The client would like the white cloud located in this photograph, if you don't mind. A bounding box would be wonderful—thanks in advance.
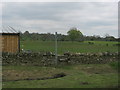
[1,0,119,2]
[2,2,118,37]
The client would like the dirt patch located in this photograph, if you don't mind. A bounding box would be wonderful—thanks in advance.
[80,82,89,85]
[53,73,66,78]
[2,72,67,82]
[2,67,68,81]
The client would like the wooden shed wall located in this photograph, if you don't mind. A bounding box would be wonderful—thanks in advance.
[0,36,2,52]
[0,34,20,53]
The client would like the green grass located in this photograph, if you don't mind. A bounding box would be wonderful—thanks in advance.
[2,64,119,88]
[109,61,120,70]
[20,41,119,54]
[6,40,118,88]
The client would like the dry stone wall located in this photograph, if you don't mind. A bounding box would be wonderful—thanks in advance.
[2,52,119,66]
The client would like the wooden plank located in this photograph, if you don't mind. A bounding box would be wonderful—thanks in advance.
[0,36,2,52]
[1,35,19,53]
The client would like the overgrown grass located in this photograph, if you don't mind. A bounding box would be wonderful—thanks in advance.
[20,41,119,54]
[109,61,120,70]
[2,64,119,88]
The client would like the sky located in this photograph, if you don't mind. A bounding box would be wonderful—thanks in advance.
[0,1,119,37]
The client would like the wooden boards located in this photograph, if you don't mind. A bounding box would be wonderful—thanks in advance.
[0,34,19,53]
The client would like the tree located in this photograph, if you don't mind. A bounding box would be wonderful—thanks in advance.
[104,33,116,41]
[24,31,30,35]
[67,27,83,41]
[104,33,110,38]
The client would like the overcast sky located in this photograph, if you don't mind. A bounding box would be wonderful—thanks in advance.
[1,2,118,37]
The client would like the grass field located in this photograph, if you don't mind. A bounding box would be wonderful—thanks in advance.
[21,41,119,54]
[2,41,119,88]
[2,63,119,88]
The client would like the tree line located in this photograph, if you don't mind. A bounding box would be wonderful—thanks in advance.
[20,27,119,42]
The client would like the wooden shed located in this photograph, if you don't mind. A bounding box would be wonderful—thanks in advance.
[0,26,20,53]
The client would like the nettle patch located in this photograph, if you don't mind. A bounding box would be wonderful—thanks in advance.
[2,52,119,66]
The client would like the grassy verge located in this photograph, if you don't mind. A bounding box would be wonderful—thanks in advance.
[2,64,119,88]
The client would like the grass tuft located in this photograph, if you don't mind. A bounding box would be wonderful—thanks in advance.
[109,61,120,70]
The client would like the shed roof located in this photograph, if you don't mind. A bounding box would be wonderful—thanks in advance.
[0,26,19,33]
